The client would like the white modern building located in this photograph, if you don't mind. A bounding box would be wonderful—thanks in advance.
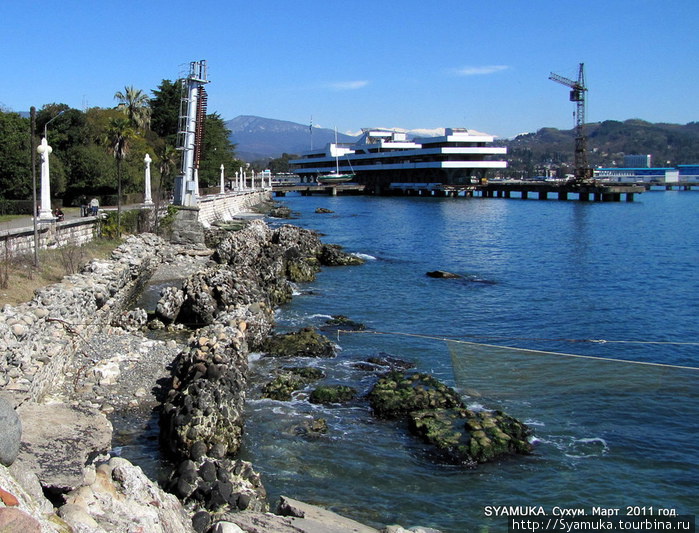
[290,128,507,193]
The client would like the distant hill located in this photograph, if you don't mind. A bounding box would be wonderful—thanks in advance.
[504,119,699,173]
[225,115,357,162]
[226,115,699,169]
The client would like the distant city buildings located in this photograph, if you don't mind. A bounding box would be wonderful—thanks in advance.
[595,164,699,185]
[623,154,651,168]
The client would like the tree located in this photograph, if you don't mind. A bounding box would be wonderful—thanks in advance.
[105,117,134,237]
[198,113,244,187]
[0,110,31,199]
[157,144,179,198]
[268,153,299,174]
[151,79,182,141]
[114,86,151,131]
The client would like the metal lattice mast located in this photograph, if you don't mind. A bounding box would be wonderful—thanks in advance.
[549,63,590,180]
[174,60,210,206]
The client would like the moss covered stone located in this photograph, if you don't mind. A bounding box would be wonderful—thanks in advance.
[309,385,357,405]
[261,367,325,401]
[409,408,532,465]
[261,327,336,358]
[368,371,532,466]
[322,315,366,331]
[368,371,463,419]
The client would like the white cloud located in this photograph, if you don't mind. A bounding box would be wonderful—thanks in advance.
[327,80,369,90]
[452,65,509,76]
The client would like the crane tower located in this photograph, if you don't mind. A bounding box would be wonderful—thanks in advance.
[549,63,592,181]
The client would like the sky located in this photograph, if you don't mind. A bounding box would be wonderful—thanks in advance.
[2,0,698,139]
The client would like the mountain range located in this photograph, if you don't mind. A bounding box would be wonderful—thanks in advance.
[225,116,357,162]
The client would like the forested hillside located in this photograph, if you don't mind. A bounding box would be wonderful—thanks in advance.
[503,119,699,177]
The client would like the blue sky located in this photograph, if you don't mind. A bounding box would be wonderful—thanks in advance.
[2,0,697,138]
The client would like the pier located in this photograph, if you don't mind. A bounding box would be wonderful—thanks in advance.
[386,180,645,202]
[273,183,366,197]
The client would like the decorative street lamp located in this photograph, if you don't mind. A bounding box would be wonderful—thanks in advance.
[36,137,53,220]
[143,153,153,205]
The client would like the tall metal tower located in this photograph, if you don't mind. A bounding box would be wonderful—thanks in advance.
[549,63,591,181]
[174,60,210,206]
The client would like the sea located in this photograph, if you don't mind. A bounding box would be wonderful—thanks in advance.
[238,190,699,532]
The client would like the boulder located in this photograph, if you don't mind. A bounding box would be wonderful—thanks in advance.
[0,395,21,467]
[216,495,381,533]
[426,270,462,279]
[0,508,41,533]
[269,205,294,219]
[164,456,268,517]
[321,315,366,332]
[59,456,193,533]
[262,367,324,402]
[155,286,185,323]
[318,244,365,266]
[410,408,532,465]
[17,403,112,493]
[368,371,532,465]
[309,385,357,405]
[368,371,463,419]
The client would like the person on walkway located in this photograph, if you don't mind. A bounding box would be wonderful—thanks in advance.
[90,198,99,216]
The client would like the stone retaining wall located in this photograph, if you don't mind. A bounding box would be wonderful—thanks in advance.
[197,190,270,226]
[0,233,167,404]
[0,217,97,256]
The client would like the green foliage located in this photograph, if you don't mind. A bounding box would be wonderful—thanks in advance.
[0,111,31,199]
[0,79,243,208]
[267,153,299,174]
[99,208,151,239]
[197,112,245,188]
[114,86,151,131]
[150,79,182,141]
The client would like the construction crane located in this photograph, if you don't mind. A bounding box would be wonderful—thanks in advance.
[549,63,592,181]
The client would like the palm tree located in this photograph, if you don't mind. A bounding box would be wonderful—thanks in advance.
[114,85,151,131]
[158,144,180,193]
[106,117,134,237]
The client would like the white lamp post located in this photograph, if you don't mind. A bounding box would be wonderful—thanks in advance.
[143,153,153,205]
[220,164,225,194]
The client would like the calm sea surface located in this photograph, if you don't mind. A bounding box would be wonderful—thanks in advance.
[239,191,699,532]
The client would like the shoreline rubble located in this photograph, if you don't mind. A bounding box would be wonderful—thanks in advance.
[1,214,439,532]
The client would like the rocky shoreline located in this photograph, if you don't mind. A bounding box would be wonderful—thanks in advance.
[1,211,530,532]
[0,215,440,533]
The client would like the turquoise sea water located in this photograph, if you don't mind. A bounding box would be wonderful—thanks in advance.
[240,191,699,532]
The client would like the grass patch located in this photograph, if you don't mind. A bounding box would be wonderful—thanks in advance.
[0,238,122,307]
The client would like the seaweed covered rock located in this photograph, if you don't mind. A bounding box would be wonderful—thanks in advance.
[261,367,325,401]
[410,408,532,465]
[352,354,416,372]
[261,327,336,358]
[368,371,532,465]
[368,371,463,418]
[321,315,366,332]
[309,385,357,405]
